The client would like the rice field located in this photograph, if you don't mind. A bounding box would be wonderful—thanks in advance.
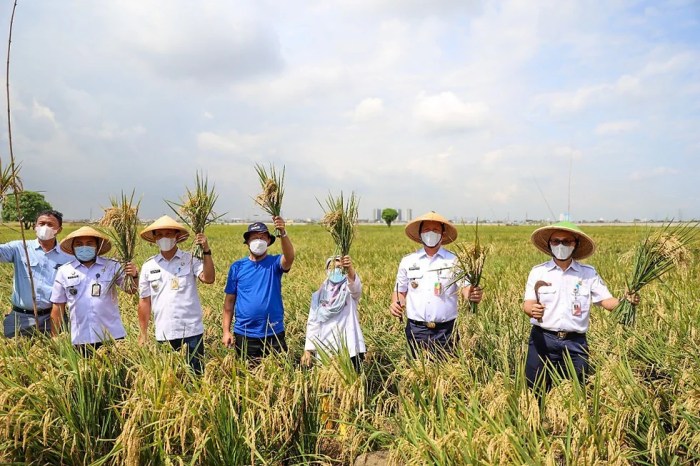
[0,223,698,465]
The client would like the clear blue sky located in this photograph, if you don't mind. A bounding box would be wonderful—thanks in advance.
[1,0,698,222]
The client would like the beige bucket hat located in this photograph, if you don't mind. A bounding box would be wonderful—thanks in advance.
[60,226,112,255]
[140,215,190,243]
[530,221,596,260]
[404,211,458,245]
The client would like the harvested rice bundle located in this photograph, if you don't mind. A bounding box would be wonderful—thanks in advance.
[449,221,488,313]
[615,221,698,326]
[319,191,359,259]
[99,190,140,290]
[254,163,285,236]
[166,172,223,259]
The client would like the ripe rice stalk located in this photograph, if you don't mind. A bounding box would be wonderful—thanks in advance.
[166,171,224,259]
[449,220,489,313]
[318,191,358,259]
[614,221,698,326]
[253,163,285,235]
[98,190,140,291]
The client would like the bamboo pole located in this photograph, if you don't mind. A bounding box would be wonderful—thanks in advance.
[5,1,39,331]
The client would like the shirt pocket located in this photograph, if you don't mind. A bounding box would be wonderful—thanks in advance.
[20,257,40,278]
[406,269,423,290]
[537,286,557,307]
[175,264,192,290]
[573,286,591,317]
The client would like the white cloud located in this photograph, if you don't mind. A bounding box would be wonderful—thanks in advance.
[352,98,384,122]
[413,92,490,133]
[31,100,56,125]
[595,120,639,135]
[629,166,679,181]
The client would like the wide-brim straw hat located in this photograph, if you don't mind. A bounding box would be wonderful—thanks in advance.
[60,226,112,255]
[404,211,458,245]
[530,221,596,260]
[140,215,190,243]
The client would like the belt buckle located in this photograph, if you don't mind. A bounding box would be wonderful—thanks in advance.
[426,321,436,329]
[556,331,567,339]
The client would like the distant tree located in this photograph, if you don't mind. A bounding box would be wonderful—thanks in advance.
[2,191,52,229]
[381,208,398,227]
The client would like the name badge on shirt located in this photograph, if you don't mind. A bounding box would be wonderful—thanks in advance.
[170,278,179,290]
[91,283,101,297]
[148,269,162,281]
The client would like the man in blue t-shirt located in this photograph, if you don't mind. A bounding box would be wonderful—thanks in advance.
[222,216,295,359]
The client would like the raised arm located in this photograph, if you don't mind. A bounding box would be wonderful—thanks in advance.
[195,233,216,284]
[274,216,295,271]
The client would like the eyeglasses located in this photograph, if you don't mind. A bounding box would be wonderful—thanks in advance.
[549,238,576,247]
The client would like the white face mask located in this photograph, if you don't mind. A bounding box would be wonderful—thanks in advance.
[156,237,177,252]
[551,244,575,261]
[35,225,57,241]
[420,231,442,248]
[249,238,268,256]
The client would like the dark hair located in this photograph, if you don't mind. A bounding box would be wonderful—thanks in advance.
[35,209,63,227]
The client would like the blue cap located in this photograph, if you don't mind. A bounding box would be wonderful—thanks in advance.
[243,222,275,245]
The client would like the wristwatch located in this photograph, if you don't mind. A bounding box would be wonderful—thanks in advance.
[202,250,212,256]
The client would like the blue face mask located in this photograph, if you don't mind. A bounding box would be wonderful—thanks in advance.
[327,267,346,284]
[75,245,96,262]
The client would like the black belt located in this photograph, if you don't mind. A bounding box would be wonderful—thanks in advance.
[12,305,52,317]
[408,318,454,330]
[534,325,585,340]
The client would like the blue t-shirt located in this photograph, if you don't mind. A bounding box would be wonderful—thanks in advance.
[224,254,286,338]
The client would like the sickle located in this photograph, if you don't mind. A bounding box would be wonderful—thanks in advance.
[534,280,550,323]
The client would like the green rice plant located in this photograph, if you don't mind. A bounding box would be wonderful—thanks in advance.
[318,191,359,259]
[253,162,285,235]
[614,221,698,325]
[166,171,224,259]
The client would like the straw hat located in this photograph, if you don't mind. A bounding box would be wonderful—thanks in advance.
[140,215,190,243]
[404,211,458,245]
[530,221,596,260]
[60,226,112,255]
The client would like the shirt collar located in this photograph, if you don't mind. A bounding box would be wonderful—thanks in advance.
[417,246,447,259]
[74,255,107,270]
[545,258,580,272]
[32,238,60,252]
[156,248,183,263]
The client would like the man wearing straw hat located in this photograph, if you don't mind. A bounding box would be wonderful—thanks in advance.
[523,221,639,392]
[137,215,215,375]
[389,211,483,357]
[50,226,138,354]
[1,209,72,338]
[222,216,295,359]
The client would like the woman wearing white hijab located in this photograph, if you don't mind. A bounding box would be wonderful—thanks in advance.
[302,255,366,371]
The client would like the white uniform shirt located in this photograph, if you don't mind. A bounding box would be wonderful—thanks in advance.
[304,274,366,358]
[395,247,466,323]
[524,259,613,334]
[139,249,205,341]
[51,256,127,345]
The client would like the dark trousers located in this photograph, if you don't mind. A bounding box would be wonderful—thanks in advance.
[163,333,205,375]
[525,326,589,393]
[405,319,458,359]
[234,331,287,360]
